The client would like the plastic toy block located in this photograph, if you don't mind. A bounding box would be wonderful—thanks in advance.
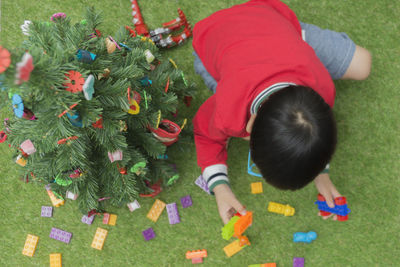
[103,213,110,224]
[249,264,276,267]
[221,215,240,240]
[267,201,295,216]
[41,206,53,217]
[234,211,253,237]
[66,191,78,200]
[45,185,65,207]
[195,175,211,194]
[91,227,108,250]
[180,195,192,208]
[238,235,250,247]
[185,249,208,259]
[251,182,263,194]
[22,234,39,257]
[127,200,141,212]
[142,227,155,241]
[315,194,350,221]
[146,199,166,222]
[108,214,117,226]
[49,253,62,267]
[293,231,317,243]
[166,202,181,224]
[293,257,305,267]
[49,227,72,244]
[81,215,95,225]
[223,239,248,257]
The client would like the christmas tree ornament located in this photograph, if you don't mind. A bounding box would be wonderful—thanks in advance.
[20,20,32,36]
[108,150,123,162]
[50,13,66,22]
[118,165,127,175]
[83,74,95,100]
[139,76,152,86]
[11,94,24,118]
[167,174,179,186]
[20,139,36,155]
[69,169,82,178]
[58,103,78,118]
[67,111,83,127]
[119,42,132,51]
[119,120,127,132]
[22,107,36,120]
[149,119,181,146]
[55,174,72,186]
[0,46,11,73]
[184,95,192,107]
[144,49,155,63]
[98,68,110,80]
[130,161,146,175]
[164,77,170,93]
[57,136,78,145]
[125,25,137,37]
[64,70,84,93]
[105,37,116,54]
[15,52,34,84]
[108,36,121,50]
[80,19,87,25]
[92,116,103,129]
[0,131,7,143]
[76,49,97,64]
[15,154,27,166]
[127,99,140,115]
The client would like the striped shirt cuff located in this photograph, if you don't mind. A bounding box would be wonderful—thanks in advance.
[321,163,330,174]
[203,164,230,195]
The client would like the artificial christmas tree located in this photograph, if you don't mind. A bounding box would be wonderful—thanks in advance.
[0,8,195,213]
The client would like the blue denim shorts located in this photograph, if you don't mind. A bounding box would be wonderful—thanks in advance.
[193,22,356,92]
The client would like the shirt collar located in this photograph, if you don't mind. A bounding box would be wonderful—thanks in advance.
[250,82,296,114]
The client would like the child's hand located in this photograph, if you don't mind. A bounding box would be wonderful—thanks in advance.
[314,173,341,220]
[213,184,247,224]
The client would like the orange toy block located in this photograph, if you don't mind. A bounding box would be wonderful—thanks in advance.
[223,239,248,257]
[49,253,62,267]
[234,211,253,237]
[185,249,208,259]
[108,214,117,226]
[146,199,166,222]
[251,182,263,194]
[22,234,39,257]
[263,264,276,267]
[91,227,108,250]
[238,235,251,247]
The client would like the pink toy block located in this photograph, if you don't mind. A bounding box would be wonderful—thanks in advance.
[41,206,53,217]
[103,213,110,224]
[166,202,181,224]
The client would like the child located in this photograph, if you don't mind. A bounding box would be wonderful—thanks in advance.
[192,0,371,224]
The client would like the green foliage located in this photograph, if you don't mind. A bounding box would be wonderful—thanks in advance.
[1,7,195,213]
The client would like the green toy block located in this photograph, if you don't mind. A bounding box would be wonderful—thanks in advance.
[221,215,240,240]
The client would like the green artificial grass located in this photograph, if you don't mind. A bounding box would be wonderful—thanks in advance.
[1,0,399,266]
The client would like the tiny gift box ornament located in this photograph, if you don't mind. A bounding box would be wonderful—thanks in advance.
[83,74,95,100]
[15,52,34,84]
[108,150,123,162]
[148,119,181,146]
[20,139,36,155]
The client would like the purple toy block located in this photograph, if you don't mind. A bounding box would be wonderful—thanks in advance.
[195,175,211,194]
[142,227,155,241]
[180,195,192,208]
[293,257,305,267]
[81,215,95,225]
[49,227,72,244]
[166,202,181,224]
[41,206,53,217]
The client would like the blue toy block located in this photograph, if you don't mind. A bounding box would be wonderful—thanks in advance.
[293,231,317,243]
[314,200,350,216]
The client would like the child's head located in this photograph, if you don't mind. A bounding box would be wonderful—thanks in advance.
[250,85,336,190]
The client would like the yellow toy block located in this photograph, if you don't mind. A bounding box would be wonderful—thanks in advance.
[146,199,166,222]
[223,238,248,257]
[46,189,65,207]
[251,182,263,194]
[49,253,62,267]
[267,201,295,216]
[22,234,39,257]
[108,214,117,226]
[91,227,108,250]
[16,155,27,166]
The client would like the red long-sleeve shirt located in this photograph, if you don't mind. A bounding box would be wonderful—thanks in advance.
[192,0,335,191]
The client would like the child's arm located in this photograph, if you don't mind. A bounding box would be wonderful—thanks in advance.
[214,184,247,224]
[314,173,342,218]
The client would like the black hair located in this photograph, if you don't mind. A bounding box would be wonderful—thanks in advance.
[250,85,336,190]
